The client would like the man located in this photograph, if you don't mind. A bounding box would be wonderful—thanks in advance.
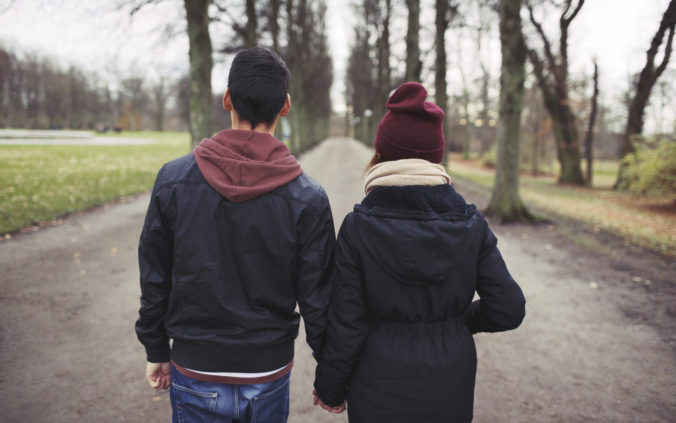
[135,47,336,423]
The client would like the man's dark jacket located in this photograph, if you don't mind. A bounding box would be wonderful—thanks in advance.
[135,130,335,372]
[314,185,525,423]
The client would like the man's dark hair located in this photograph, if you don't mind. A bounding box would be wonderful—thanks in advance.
[227,47,290,128]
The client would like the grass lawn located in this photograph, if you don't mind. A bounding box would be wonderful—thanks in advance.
[448,154,676,256]
[0,131,190,235]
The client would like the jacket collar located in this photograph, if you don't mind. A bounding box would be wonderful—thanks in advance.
[358,184,475,220]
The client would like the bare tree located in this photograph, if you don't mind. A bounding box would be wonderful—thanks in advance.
[615,0,675,187]
[486,0,532,222]
[405,0,421,81]
[584,60,599,185]
[526,0,586,185]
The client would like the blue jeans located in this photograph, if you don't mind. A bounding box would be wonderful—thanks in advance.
[170,365,290,423]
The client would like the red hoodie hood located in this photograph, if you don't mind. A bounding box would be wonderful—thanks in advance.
[194,129,302,203]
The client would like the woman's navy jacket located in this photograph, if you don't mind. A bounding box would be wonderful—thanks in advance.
[314,184,525,422]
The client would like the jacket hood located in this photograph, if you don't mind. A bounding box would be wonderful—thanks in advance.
[194,129,302,202]
[355,185,479,286]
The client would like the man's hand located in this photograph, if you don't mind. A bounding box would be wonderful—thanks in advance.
[313,390,346,414]
[146,362,171,390]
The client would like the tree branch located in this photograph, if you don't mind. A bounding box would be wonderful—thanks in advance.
[655,24,675,77]
[527,2,557,71]
[562,0,585,25]
[127,0,164,16]
[527,47,557,113]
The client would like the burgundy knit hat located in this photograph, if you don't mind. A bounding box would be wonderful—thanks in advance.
[374,82,445,163]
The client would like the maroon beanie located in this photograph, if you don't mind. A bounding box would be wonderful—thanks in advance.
[374,82,445,163]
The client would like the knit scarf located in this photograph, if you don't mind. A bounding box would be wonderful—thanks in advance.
[364,158,452,194]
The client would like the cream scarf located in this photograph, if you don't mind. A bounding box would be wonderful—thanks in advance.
[364,158,452,194]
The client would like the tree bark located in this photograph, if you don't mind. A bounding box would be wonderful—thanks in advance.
[184,0,213,148]
[377,0,392,107]
[615,0,675,187]
[405,0,421,81]
[486,0,532,223]
[152,78,167,131]
[270,0,281,52]
[244,0,257,48]
[435,0,449,142]
[585,60,599,185]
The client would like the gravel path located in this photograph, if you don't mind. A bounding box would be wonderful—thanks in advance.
[0,138,674,422]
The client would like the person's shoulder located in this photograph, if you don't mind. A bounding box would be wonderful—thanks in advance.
[155,153,196,186]
[286,172,330,209]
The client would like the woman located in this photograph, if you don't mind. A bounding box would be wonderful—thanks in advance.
[313,82,526,422]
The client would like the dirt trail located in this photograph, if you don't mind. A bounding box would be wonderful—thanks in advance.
[0,138,674,422]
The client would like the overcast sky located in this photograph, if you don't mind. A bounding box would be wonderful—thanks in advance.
[0,0,673,131]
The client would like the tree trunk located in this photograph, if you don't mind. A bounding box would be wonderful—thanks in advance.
[383,0,392,94]
[435,0,449,143]
[616,0,675,187]
[585,61,599,185]
[405,0,421,81]
[462,97,471,160]
[486,0,532,223]
[244,0,257,48]
[376,0,392,116]
[184,0,213,148]
[532,120,540,176]
[270,0,281,52]
[479,64,491,154]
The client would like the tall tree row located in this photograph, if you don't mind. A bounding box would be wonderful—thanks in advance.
[282,0,333,153]
[346,0,394,145]
[212,0,333,151]
[0,46,174,131]
[130,0,333,152]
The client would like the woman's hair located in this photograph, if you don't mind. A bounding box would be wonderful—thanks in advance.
[366,151,384,172]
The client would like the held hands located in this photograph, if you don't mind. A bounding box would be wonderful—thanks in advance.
[313,390,346,414]
[146,362,171,390]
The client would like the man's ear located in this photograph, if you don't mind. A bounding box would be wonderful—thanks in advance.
[223,90,233,111]
[279,94,291,117]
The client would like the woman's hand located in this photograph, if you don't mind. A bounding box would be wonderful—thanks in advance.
[313,390,346,413]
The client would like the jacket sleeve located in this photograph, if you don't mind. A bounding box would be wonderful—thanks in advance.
[295,192,336,358]
[314,217,368,407]
[465,218,526,334]
[135,168,173,363]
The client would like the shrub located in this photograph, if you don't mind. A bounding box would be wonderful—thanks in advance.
[480,146,497,168]
[619,139,676,196]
